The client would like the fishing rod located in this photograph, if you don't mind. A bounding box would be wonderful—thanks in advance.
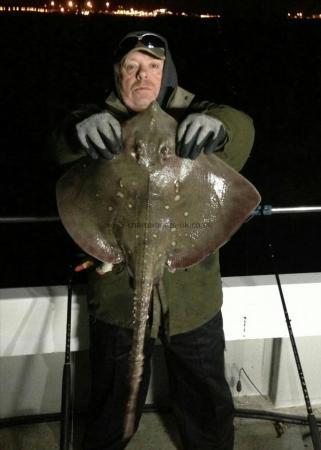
[259,205,321,450]
[60,268,73,450]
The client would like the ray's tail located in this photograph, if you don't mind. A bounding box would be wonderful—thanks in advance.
[123,274,153,439]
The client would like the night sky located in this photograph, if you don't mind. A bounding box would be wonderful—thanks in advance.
[0,10,321,285]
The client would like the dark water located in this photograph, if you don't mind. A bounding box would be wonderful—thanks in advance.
[0,13,320,286]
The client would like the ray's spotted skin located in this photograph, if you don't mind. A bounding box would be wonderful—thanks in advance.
[56,102,261,439]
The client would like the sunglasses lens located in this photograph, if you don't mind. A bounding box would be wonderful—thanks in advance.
[114,34,165,61]
[141,35,166,49]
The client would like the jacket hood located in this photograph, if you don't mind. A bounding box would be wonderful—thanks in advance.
[113,30,178,109]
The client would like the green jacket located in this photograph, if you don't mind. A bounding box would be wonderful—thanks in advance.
[52,86,255,337]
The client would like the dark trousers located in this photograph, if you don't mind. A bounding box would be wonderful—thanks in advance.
[83,312,234,450]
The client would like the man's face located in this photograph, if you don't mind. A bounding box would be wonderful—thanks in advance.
[118,51,164,112]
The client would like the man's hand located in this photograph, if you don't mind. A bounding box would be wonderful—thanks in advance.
[176,113,227,160]
[76,112,122,160]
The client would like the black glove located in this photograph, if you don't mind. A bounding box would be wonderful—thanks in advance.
[76,112,122,160]
[176,113,227,160]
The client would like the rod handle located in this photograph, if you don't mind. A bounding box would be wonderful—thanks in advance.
[60,363,72,450]
[308,414,321,450]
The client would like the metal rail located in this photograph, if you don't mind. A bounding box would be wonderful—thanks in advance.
[0,205,321,224]
[1,204,320,447]
[0,216,59,223]
[253,205,321,215]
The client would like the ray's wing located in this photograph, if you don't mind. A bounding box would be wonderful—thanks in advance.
[56,155,148,264]
[165,153,261,270]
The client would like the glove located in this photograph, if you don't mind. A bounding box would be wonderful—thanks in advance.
[76,112,122,160]
[176,113,227,160]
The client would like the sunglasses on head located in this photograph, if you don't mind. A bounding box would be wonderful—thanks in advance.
[114,33,166,62]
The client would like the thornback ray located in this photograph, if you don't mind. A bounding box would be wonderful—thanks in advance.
[56,102,261,438]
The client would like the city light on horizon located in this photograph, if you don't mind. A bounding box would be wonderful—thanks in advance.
[0,1,222,17]
[0,1,321,19]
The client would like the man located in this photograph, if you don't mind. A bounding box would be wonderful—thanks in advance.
[53,31,255,450]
